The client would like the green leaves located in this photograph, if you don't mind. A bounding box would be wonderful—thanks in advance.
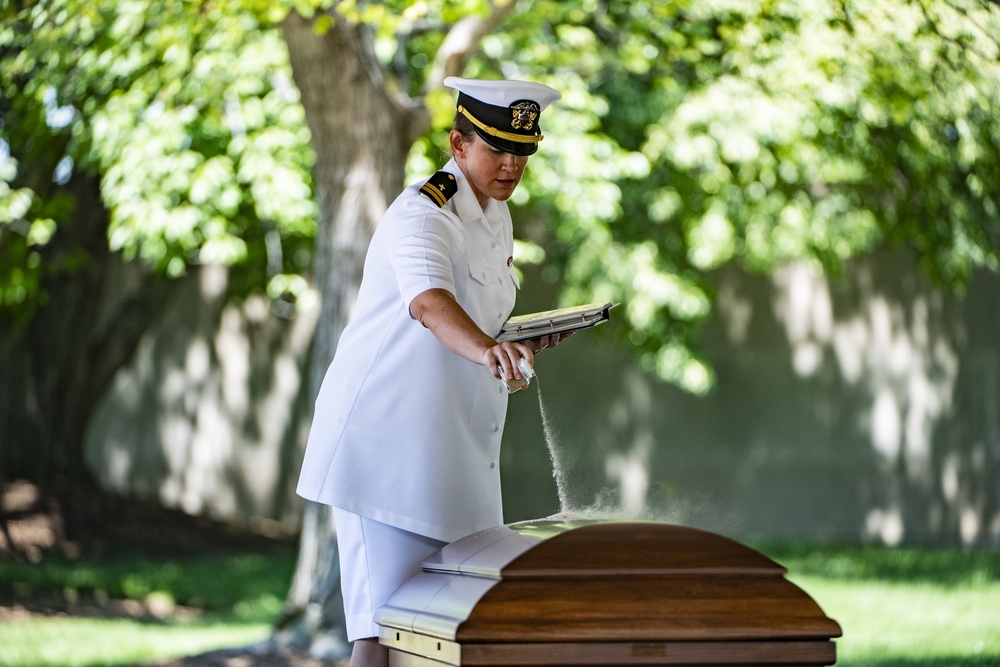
[484,0,1000,390]
[1,0,316,316]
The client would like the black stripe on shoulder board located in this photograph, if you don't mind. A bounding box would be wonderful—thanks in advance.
[419,171,458,207]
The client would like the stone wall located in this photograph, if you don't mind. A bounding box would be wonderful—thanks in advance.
[86,250,1000,545]
[85,265,315,526]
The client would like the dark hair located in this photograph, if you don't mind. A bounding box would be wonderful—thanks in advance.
[453,111,476,142]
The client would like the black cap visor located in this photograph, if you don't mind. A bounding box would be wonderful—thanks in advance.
[474,129,539,156]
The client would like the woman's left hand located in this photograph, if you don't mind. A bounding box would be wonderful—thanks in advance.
[524,331,575,353]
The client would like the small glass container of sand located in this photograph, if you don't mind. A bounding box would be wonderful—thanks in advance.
[499,357,535,394]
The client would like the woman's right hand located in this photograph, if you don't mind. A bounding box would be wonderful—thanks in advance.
[484,341,534,381]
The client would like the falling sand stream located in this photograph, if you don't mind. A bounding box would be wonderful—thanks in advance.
[527,374,719,530]
[533,376,571,513]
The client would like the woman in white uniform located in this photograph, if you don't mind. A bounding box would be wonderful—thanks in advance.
[297,77,565,667]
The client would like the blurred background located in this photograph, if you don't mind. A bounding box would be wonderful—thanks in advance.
[2,0,999,666]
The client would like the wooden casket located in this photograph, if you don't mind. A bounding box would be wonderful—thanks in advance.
[375,520,841,666]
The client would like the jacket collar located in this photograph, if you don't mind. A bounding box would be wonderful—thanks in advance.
[443,158,502,226]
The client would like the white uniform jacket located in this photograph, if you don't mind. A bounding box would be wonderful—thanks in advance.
[296,159,520,543]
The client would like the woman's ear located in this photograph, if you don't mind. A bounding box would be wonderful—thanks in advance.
[449,130,466,158]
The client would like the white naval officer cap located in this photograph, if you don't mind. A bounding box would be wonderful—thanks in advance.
[444,76,561,156]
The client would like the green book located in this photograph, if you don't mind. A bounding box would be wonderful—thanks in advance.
[496,301,617,344]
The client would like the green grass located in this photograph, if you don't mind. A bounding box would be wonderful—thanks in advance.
[0,617,270,667]
[1,540,998,667]
[0,545,297,667]
[757,543,1000,667]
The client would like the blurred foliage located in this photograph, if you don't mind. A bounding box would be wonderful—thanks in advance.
[486,0,1000,392]
[2,0,999,394]
[0,0,316,331]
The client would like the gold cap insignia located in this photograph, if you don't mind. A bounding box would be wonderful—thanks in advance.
[510,102,539,131]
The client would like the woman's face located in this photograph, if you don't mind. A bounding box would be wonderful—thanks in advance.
[450,131,529,208]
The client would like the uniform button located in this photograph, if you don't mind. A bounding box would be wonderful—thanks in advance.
[490,241,497,249]
[492,423,500,433]
[490,461,496,469]
[498,385,504,394]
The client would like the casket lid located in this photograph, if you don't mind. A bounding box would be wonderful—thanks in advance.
[377,520,841,647]
[421,519,784,579]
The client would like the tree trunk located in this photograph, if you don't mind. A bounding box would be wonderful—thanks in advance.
[275,1,520,655]
[275,8,418,657]
[0,169,177,540]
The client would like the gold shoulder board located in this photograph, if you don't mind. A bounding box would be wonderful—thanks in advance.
[419,171,458,207]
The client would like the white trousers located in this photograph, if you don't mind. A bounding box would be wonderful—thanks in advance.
[334,508,448,641]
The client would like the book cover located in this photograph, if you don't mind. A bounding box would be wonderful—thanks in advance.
[496,301,617,344]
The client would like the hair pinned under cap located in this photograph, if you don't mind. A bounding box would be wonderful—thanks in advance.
[444,77,561,156]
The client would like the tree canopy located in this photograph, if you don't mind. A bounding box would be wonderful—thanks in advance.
[1,0,316,330]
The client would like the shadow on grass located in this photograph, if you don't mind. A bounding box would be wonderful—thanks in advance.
[0,547,297,624]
